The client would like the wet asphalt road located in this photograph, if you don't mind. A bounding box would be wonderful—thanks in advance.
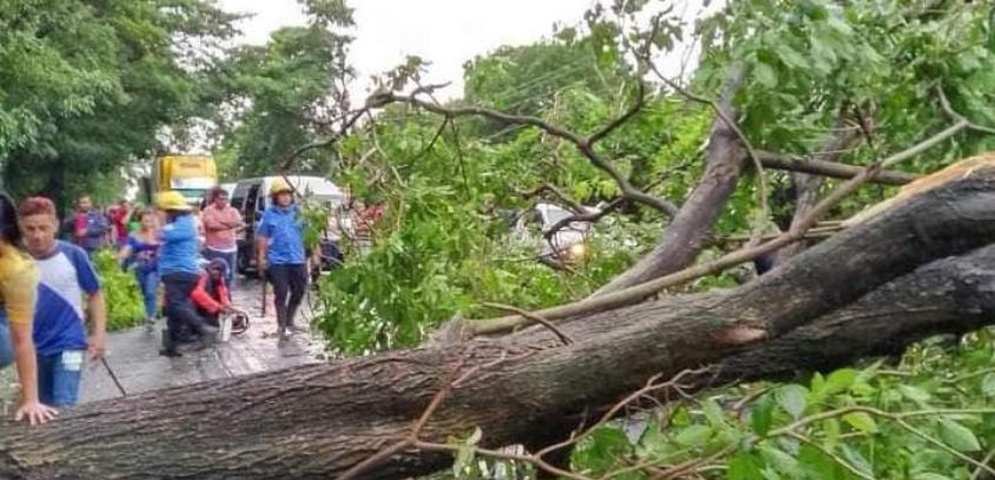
[79,276,327,404]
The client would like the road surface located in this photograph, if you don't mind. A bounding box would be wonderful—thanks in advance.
[79,277,327,403]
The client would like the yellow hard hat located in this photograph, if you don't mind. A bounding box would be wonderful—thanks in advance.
[156,191,192,211]
[270,178,293,195]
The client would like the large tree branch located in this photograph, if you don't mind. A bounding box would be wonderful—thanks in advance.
[591,64,749,296]
[4,175,995,480]
[372,89,681,217]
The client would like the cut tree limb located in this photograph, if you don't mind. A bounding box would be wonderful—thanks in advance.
[3,172,995,480]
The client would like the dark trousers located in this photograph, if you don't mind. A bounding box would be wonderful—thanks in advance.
[267,264,308,329]
[162,272,210,343]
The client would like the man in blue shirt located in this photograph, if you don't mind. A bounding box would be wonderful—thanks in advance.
[17,196,107,407]
[256,179,309,339]
[156,191,216,357]
[71,195,110,256]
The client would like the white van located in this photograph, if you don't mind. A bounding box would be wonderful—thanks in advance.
[230,175,348,275]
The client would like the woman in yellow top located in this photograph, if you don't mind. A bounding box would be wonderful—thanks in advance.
[0,192,57,425]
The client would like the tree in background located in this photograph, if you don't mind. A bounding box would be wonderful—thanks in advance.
[0,0,241,209]
[213,0,354,180]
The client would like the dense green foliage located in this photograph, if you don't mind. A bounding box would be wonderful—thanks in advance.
[91,249,146,331]
[566,336,995,480]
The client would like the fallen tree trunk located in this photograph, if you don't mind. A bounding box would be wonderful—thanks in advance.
[1,174,995,480]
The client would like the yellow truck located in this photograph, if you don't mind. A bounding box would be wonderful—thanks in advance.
[145,154,219,207]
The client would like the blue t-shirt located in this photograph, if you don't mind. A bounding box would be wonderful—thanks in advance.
[256,205,306,265]
[125,234,159,273]
[31,242,101,356]
[78,211,110,252]
[158,214,201,275]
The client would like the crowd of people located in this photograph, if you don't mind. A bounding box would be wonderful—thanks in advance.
[0,177,316,426]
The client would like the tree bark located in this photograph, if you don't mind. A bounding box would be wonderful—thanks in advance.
[1,172,994,479]
[595,66,747,295]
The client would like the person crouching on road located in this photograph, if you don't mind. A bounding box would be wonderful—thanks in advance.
[0,192,58,425]
[191,258,237,328]
[256,179,309,340]
[156,191,216,357]
[17,196,107,408]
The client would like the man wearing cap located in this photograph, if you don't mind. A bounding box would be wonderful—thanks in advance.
[255,179,309,339]
[156,191,216,356]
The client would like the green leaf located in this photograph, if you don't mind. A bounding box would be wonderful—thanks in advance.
[898,385,932,403]
[761,445,800,475]
[843,412,878,434]
[776,385,807,419]
[824,368,858,395]
[453,443,475,475]
[751,394,775,436]
[727,452,764,480]
[753,62,778,89]
[674,425,712,447]
[841,444,873,476]
[913,473,954,480]
[466,426,482,445]
[702,398,728,428]
[982,373,995,397]
[774,43,809,70]
[939,419,981,452]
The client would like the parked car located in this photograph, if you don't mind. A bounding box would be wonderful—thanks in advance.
[230,175,348,277]
[510,202,600,265]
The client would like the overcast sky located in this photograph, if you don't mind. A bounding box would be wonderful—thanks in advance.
[216,0,723,103]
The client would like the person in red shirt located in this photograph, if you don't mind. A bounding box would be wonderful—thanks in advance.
[106,199,132,249]
[189,259,242,329]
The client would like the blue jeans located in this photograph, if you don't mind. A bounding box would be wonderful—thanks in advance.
[0,316,12,370]
[37,350,86,407]
[135,268,160,321]
[203,249,236,286]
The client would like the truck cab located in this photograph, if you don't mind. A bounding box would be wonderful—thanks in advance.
[153,155,219,207]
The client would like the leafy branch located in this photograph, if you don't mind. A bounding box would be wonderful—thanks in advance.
[462,93,995,336]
